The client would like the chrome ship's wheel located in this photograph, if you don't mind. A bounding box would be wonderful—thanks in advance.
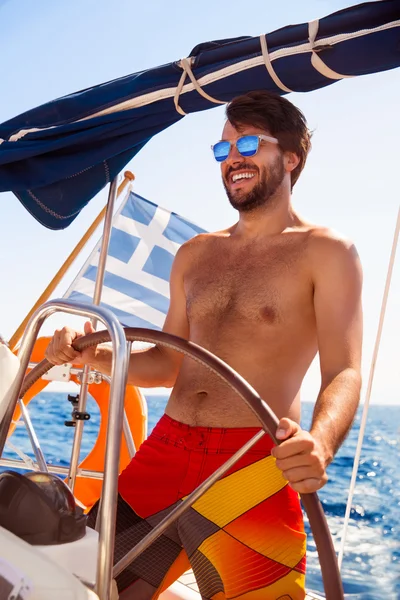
[21,328,343,600]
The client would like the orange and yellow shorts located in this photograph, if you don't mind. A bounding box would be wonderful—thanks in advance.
[88,414,306,599]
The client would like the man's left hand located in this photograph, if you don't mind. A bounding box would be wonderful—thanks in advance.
[270,418,330,494]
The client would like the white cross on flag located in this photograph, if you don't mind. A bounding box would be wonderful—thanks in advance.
[64,191,206,329]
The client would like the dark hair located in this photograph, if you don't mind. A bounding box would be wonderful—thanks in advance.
[226,91,312,189]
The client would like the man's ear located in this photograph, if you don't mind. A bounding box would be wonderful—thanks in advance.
[285,151,300,173]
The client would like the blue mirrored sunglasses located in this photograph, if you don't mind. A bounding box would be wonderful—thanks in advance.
[211,134,279,163]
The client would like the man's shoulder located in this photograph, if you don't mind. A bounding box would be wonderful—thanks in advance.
[305,225,362,279]
[173,231,227,269]
[307,225,357,256]
[179,230,230,251]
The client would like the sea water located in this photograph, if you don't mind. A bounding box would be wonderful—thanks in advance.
[2,392,399,599]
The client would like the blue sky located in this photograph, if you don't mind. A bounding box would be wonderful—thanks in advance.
[0,0,398,404]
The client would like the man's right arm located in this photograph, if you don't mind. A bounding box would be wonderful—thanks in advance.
[45,244,190,389]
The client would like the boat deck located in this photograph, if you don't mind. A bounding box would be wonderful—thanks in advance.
[178,570,325,599]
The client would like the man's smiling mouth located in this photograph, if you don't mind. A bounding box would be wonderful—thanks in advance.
[231,172,255,183]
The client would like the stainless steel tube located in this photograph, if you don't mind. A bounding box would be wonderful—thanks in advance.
[18,399,48,472]
[0,457,104,480]
[68,177,119,492]
[92,177,119,316]
[94,341,133,535]
[66,366,91,489]
[113,429,265,577]
[123,342,136,458]
[122,409,136,459]
[0,299,127,600]
[102,353,136,461]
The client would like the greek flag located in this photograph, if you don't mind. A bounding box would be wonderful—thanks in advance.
[64,191,206,329]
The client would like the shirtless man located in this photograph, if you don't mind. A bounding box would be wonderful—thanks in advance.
[46,91,363,600]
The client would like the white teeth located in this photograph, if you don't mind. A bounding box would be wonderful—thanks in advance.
[232,172,255,182]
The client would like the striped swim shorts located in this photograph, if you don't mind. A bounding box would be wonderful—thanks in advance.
[88,414,306,599]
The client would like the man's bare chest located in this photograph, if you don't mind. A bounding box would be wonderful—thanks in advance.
[184,241,312,326]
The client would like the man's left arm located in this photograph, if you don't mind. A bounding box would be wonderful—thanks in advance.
[271,235,363,493]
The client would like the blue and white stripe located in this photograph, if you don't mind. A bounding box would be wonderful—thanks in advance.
[64,191,206,329]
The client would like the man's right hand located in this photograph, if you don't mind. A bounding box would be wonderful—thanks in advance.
[45,321,96,366]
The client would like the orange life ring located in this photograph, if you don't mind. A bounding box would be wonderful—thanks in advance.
[8,336,147,509]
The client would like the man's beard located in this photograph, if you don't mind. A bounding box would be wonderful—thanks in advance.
[223,155,286,213]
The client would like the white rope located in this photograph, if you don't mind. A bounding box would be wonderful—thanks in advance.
[9,126,52,142]
[338,204,400,570]
[173,57,226,116]
[6,19,399,141]
[259,35,293,93]
[174,68,189,116]
[309,20,353,81]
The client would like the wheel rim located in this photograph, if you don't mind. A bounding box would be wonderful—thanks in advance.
[21,327,343,599]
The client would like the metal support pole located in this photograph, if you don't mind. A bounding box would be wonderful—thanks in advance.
[0,457,104,480]
[123,409,136,459]
[67,177,119,492]
[24,362,136,461]
[102,349,136,460]
[122,342,136,458]
[0,300,128,600]
[66,369,90,488]
[94,341,133,534]
[18,399,48,472]
[114,429,265,577]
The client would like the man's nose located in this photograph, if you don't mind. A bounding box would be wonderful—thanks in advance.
[224,142,242,164]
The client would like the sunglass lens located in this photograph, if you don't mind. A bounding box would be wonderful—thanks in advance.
[237,135,259,157]
[213,141,230,162]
